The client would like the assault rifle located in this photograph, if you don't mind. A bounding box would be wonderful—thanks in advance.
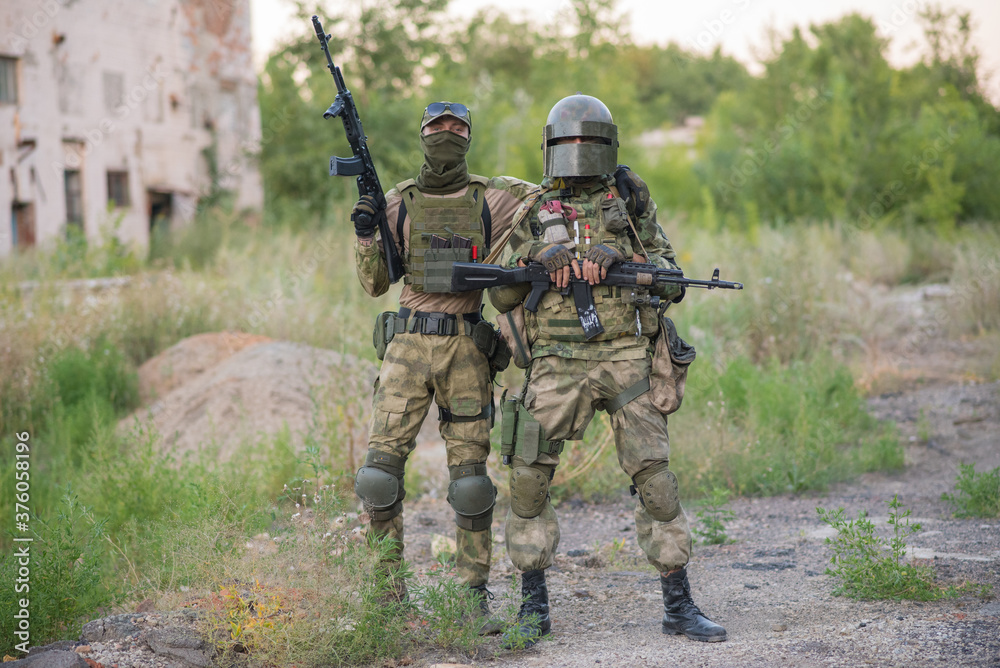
[451,261,743,340]
[312,16,405,283]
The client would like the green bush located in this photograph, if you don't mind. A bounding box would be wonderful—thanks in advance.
[412,572,484,653]
[46,337,139,440]
[542,354,901,503]
[817,495,967,600]
[942,463,1000,518]
[148,204,246,271]
[671,355,902,496]
[0,495,119,655]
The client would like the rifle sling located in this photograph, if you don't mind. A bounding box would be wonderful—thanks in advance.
[609,184,649,261]
[484,187,545,265]
[605,376,650,414]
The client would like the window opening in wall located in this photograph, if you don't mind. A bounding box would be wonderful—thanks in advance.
[65,170,83,227]
[12,203,36,248]
[148,190,173,232]
[0,57,17,104]
[107,170,130,207]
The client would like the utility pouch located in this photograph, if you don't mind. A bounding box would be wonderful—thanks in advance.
[373,311,397,361]
[471,319,498,358]
[498,389,563,466]
[497,305,532,368]
[541,221,574,248]
[500,389,519,463]
[649,316,696,415]
[600,196,630,233]
[472,319,511,379]
[423,247,473,293]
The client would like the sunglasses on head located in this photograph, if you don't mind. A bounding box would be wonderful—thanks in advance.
[425,102,470,119]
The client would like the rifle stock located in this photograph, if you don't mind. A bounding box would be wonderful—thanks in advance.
[312,16,405,284]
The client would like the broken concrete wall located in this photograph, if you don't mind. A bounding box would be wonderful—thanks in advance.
[0,0,262,257]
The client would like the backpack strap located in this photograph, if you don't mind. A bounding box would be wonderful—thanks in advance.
[396,201,407,254]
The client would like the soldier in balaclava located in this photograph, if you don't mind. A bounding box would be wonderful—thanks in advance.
[352,102,537,633]
[489,94,728,648]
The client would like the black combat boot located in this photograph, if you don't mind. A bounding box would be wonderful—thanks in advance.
[500,569,551,649]
[660,568,727,642]
[469,584,503,635]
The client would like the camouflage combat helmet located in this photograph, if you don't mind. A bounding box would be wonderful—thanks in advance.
[420,101,473,133]
[542,94,618,178]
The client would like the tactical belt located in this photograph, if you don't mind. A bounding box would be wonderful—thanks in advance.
[394,308,482,336]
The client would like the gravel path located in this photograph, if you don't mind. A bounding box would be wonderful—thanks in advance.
[401,380,1000,667]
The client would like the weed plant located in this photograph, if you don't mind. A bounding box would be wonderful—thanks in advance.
[693,487,737,545]
[411,568,485,654]
[817,495,973,600]
[942,463,1000,518]
[0,495,120,649]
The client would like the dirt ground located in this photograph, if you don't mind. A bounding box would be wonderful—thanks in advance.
[395,283,1000,667]
[112,284,999,667]
[399,379,999,667]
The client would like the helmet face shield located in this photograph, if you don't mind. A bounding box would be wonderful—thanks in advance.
[542,95,618,177]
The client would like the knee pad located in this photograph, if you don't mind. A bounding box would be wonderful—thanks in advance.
[509,466,550,519]
[355,450,406,521]
[633,464,680,522]
[447,463,497,531]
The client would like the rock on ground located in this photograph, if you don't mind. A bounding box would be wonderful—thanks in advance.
[9,611,210,668]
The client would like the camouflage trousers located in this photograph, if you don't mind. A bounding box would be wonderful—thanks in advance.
[366,331,494,587]
[505,354,692,574]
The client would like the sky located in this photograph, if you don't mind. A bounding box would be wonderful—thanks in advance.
[249,0,1000,103]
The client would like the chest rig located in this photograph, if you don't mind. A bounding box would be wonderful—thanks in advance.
[527,181,646,342]
[397,175,491,293]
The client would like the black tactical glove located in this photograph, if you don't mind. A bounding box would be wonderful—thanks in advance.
[614,164,648,218]
[530,243,575,273]
[351,195,380,238]
[584,244,624,269]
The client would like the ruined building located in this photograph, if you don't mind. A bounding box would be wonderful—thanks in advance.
[0,0,263,256]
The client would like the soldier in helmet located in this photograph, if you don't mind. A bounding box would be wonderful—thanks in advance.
[352,102,537,632]
[489,94,727,647]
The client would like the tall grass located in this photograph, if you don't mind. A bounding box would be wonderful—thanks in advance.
[2,204,999,659]
[543,353,901,502]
